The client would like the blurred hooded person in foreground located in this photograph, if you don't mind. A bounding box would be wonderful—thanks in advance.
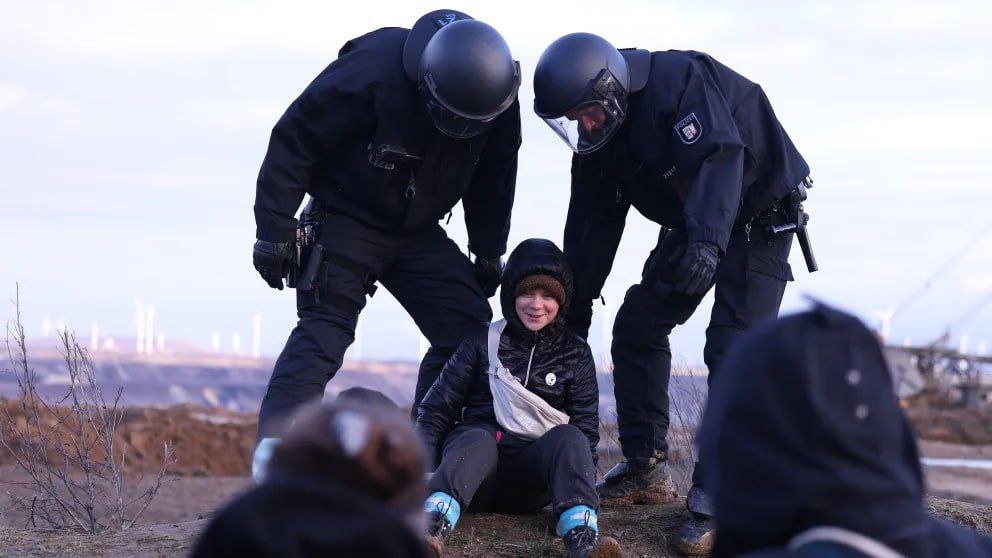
[697,304,992,558]
[194,389,431,557]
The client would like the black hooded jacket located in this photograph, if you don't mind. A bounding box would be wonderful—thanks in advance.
[697,304,992,558]
[254,27,521,258]
[193,474,429,558]
[564,50,809,311]
[416,239,600,463]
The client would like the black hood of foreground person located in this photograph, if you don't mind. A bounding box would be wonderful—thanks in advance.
[499,237,574,336]
[192,474,429,558]
[697,304,992,558]
[194,397,430,558]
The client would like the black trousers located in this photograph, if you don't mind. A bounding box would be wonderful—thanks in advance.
[611,226,793,469]
[427,424,600,518]
[256,214,491,440]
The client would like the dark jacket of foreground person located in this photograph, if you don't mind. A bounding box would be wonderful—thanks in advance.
[194,392,430,558]
[416,238,600,462]
[698,304,992,558]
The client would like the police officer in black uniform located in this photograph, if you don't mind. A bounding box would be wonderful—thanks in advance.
[251,10,522,468]
[533,33,812,555]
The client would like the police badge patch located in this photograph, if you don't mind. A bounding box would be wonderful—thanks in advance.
[675,113,702,145]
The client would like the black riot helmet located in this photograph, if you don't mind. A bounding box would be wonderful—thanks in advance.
[407,15,520,139]
[534,33,630,154]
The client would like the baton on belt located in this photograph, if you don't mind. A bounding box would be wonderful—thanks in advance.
[770,179,818,273]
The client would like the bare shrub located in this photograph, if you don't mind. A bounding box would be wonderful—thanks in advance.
[0,286,174,532]
[668,362,707,494]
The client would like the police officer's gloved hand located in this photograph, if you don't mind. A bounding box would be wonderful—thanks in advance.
[253,239,295,290]
[566,298,594,340]
[673,241,720,297]
[473,256,504,298]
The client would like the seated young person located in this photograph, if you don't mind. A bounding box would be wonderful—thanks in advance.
[416,239,614,558]
[697,304,992,558]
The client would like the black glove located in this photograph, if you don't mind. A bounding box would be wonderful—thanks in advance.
[473,256,504,298]
[566,297,594,340]
[673,241,720,297]
[253,240,295,290]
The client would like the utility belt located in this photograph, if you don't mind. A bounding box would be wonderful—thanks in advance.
[743,176,818,273]
[288,199,378,313]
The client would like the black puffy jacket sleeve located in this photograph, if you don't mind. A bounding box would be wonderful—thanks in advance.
[415,335,484,463]
[462,100,522,258]
[565,342,600,465]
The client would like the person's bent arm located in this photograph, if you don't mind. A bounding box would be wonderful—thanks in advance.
[254,74,368,242]
[565,344,601,466]
[415,336,481,465]
[563,156,630,338]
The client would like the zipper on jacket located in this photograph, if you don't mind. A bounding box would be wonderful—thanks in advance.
[523,342,536,388]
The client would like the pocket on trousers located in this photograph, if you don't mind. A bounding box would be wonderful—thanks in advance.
[748,251,794,282]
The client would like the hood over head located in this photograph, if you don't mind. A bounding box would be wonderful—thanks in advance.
[699,303,932,556]
[499,239,573,335]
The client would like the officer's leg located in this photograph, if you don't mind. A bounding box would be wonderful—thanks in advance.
[693,228,793,485]
[677,228,793,554]
[256,216,391,442]
[601,229,701,500]
[380,225,491,415]
[611,229,701,462]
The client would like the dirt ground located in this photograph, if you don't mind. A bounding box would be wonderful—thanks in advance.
[1,489,989,558]
[1,403,990,556]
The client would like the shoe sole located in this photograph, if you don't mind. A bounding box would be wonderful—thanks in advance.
[599,482,679,506]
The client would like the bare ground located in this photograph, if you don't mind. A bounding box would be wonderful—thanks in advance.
[0,491,988,558]
[1,405,989,556]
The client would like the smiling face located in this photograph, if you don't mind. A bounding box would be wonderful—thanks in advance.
[514,288,560,332]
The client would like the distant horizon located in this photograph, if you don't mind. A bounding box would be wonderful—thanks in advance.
[4,1,992,366]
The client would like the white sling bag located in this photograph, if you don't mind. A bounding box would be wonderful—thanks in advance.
[487,319,569,440]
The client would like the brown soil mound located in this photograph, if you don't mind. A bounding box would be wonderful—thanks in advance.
[1,399,256,476]
[907,406,992,445]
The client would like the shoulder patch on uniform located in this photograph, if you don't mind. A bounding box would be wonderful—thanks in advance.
[675,113,702,145]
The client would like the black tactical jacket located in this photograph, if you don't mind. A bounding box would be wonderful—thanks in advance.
[416,239,600,462]
[254,27,521,258]
[564,50,809,305]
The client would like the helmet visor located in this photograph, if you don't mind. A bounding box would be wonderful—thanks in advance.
[541,100,623,154]
[425,95,493,139]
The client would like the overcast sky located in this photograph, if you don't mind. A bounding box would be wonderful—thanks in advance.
[2,0,992,364]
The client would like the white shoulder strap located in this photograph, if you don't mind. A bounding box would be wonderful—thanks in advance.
[788,526,905,558]
[487,319,507,374]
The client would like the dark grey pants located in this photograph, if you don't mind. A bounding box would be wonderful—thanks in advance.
[427,424,600,518]
[256,214,491,440]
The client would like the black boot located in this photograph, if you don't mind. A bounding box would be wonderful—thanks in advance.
[596,452,677,503]
[562,526,623,558]
[424,511,451,557]
[562,526,598,558]
[675,486,715,556]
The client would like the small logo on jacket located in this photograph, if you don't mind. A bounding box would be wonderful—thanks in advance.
[675,113,702,145]
[545,373,557,386]
[435,13,459,27]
